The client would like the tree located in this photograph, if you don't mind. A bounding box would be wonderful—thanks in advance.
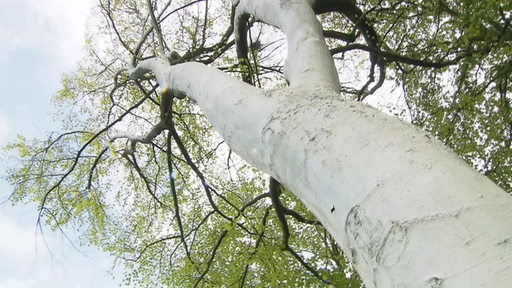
[4,0,512,287]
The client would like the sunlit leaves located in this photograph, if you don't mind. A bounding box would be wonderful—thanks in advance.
[356,0,512,193]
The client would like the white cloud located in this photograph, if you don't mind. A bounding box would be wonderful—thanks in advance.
[0,0,92,52]
[0,206,119,288]
[26,0,94,68]
[0,210,36,258]
[0,1,121,287]
[0,278,35,288]
[0,111,10,146]
[0,0,95,83]
[0,0,97,142]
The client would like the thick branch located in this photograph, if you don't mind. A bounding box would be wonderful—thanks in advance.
[166,130,192,260]
[331,43,460,68]
[323,29,356,42]
[234,0,340,91]
[268,177,325,282]
[111,121,166,151]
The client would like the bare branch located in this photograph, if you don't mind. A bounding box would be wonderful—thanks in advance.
[146,0,166,55]
[37,91,152,224]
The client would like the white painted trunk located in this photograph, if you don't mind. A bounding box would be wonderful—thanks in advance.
[130,0,512,286]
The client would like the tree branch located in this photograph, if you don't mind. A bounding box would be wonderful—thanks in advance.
[146,0,166,55]
[193,229,228,287]
[331,43,460,68]
[166,129,193,260]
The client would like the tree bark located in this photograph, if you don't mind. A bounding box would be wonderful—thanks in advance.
[130,0,512,286]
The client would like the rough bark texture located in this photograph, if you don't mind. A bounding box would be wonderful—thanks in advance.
[130,0,512,287]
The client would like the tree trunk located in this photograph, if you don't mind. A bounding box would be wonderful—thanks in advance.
[130,0,512,286]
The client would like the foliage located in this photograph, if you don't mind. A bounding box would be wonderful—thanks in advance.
[3,0,510,287]
[360,0,512,192]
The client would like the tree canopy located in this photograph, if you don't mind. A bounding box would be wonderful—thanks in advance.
[4,0,511,286]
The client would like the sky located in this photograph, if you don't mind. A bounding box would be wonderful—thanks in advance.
[0,0,121,287]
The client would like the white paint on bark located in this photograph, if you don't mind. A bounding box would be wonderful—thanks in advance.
[235,0,339,90]
[130,0,512,287]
